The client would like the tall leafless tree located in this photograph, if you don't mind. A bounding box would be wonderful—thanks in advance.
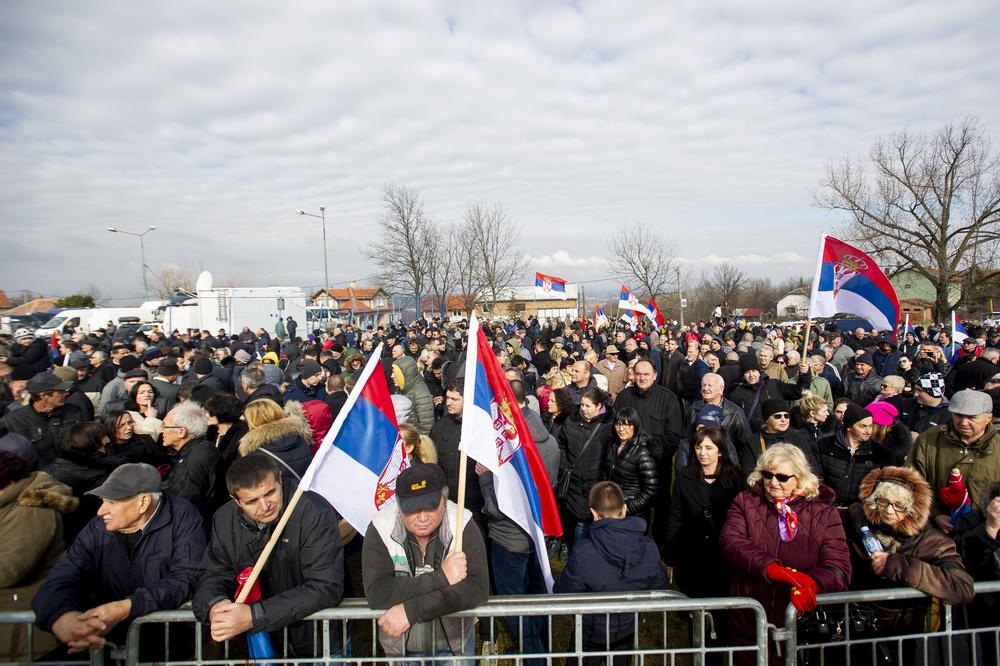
[426,222,460,319]
[607,222,679,299]
[706,261,744,307]
[464,201,528,314]
[815,115,1000,320]
[365,184,434,316]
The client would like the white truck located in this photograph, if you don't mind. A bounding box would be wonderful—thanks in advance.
[156,272,306,336]
[34,303,163,338]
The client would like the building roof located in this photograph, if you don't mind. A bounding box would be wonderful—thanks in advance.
[3,298,57,314]
[310,287,387,301]
[0,290,11,309]
[421,295,468,312]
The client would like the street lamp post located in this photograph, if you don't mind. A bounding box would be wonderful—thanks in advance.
[297,207,329,321]
[107,226,157,301]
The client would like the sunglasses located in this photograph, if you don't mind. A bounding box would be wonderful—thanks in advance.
[769,413,790,420]
[761,471,796,483]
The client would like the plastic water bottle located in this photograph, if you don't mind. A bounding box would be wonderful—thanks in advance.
[860,526,883,555]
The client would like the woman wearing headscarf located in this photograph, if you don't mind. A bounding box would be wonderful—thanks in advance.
[844,466,974,663]
[720,443,851,665]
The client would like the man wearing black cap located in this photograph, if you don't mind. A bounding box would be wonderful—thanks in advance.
[97,354,141,416]
[284,359,328,405]
[0,372,86,466]
[194,454,344,658]
[727,353,810,433]
[151,357,181,407]
[842,349,882,407]
[362,462,488,663]
[191,355,224,392]
[33,463,206,654]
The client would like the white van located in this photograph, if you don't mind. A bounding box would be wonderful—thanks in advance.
[34,307,156,338]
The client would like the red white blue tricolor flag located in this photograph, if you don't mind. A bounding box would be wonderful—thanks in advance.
[951,311,969,345]
[534,272,569,300]
[459,315,562,591]
[593,304,609,330]
[620,310,639,331]
[647,300,666,328]
[299,343,409,532]
[619,284,652,317]
[808,235,900,337]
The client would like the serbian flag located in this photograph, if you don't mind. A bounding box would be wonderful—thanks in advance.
[535,272,569,300]
[593,304,609,330]
[620,310,639,331]
[903,314,914,335]
[619,284,652,317]
[952,311,969,345]
[808,235,900,337]
[460,314,562,591]
[299,343,409,532]
[647,300,666,328]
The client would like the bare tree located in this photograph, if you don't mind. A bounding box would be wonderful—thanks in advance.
[365,184,434,315]
[148,262,206,299]
[426,222,460,319]
[607,222,679,299]
[464,202,528,313]
[816,115,1000,320]
[706,261,744,307]
[453,222,482,316]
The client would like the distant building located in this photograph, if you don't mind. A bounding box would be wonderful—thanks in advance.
[481,285,579,320]
[776,287,810,319]
[309,287,391,328]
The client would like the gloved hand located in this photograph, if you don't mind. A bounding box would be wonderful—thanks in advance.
[766,563,818,594]
[790,585,817,614]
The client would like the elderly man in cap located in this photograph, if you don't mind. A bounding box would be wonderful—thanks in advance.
[909,389,1000,533]
[194,453,344,658]
[32,463,205,653]
[0,372,86,466]
[842,349,882,407]
[362,462,489,663]
[594,345,627,399]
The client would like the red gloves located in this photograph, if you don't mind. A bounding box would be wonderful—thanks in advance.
[766,563,819,614]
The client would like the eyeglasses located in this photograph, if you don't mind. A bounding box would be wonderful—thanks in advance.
[873,498,908,513]
[770,413,790,420]
[614,422,635,429]
[162,425,186,430]
[761,471,796,483]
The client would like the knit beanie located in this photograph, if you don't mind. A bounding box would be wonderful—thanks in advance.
[843,403,870,428]
[865,401,899,427]
[740,354,761,374]
[761,399,790,421]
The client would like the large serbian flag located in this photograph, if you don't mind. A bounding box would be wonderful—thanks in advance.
[534,272,569,300]
[460,315,562,591]
[299,343,409,532]
[809,235,900,337]
[619,284,652,317]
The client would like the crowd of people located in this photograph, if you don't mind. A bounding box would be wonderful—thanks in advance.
[0,314,998,664]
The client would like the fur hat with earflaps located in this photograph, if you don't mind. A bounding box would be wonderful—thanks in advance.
[859,466,933,537]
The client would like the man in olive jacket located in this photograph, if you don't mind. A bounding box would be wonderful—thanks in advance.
[193,454,344,657]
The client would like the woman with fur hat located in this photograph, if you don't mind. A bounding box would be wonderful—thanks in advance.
[844,466,974,660]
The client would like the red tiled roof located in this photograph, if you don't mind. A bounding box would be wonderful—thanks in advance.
[3,298,56,314]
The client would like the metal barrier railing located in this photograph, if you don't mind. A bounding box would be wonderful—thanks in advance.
[775,580,1000,666]
[122,591,770,666]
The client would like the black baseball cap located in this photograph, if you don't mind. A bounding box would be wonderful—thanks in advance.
[396,463,447,514]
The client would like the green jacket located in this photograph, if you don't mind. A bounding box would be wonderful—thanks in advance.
[908,422,1000,514]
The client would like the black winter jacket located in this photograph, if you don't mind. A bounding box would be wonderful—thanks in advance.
[163,437,219,515]
[726,374,809,433]
[553,516,667,640]
[605,433,659,517]
[906,400,950,435]
[33,494,206,638]
[238,405,314,479]
[816,425,910,506]
[6,338,52,374]
[194,484,344,656]
[432,413,483,514]
[557,410,614,520]
[0,403,86,466]
[612,385,683,462]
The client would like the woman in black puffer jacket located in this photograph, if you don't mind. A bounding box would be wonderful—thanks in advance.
[605,407,659,521]
[557,388,614,551]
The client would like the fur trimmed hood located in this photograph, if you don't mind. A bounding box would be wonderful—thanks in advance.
[239,400,314,457]
[5,471,79,513]
[859,465,932,537]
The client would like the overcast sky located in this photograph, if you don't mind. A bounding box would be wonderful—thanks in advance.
[2,1,998,304]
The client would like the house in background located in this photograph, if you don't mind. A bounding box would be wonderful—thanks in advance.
[776,286,810,319]
[309,287,391,328]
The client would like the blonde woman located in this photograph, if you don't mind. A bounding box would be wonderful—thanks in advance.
[720,444,850,664]
[796,393,832,443]
[239,398,313,478]
[398,422,438,464]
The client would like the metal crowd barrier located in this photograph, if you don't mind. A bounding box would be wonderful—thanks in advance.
[115,591,768,666]
[775,580,1000,666]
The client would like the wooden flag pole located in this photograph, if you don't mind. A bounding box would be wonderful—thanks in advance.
[235,486,305,604]
[453,450,468,553]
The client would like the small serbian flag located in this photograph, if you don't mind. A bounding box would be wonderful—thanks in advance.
[647,300,666,328]
[952,311,970,346]
[460,315,562,591]
[619,285,652,317]
[903,314,914,335]
[594,304,609,330]
[620,310,639,331]
[809,235,900,337]
[299,343,409,532]
[535,272,568,300]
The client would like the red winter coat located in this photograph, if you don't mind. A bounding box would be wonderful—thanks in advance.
[720,483,851,663]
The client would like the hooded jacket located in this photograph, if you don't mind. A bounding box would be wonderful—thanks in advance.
[845,466,974,632]
[553,516,667,640]
[1,472,77,660]
[391,356,435,436]
[239,401,314,478]
[720,483,851,629]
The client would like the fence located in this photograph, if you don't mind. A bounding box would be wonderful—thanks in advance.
[774,580,1000,666]
[4,583,997,666]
